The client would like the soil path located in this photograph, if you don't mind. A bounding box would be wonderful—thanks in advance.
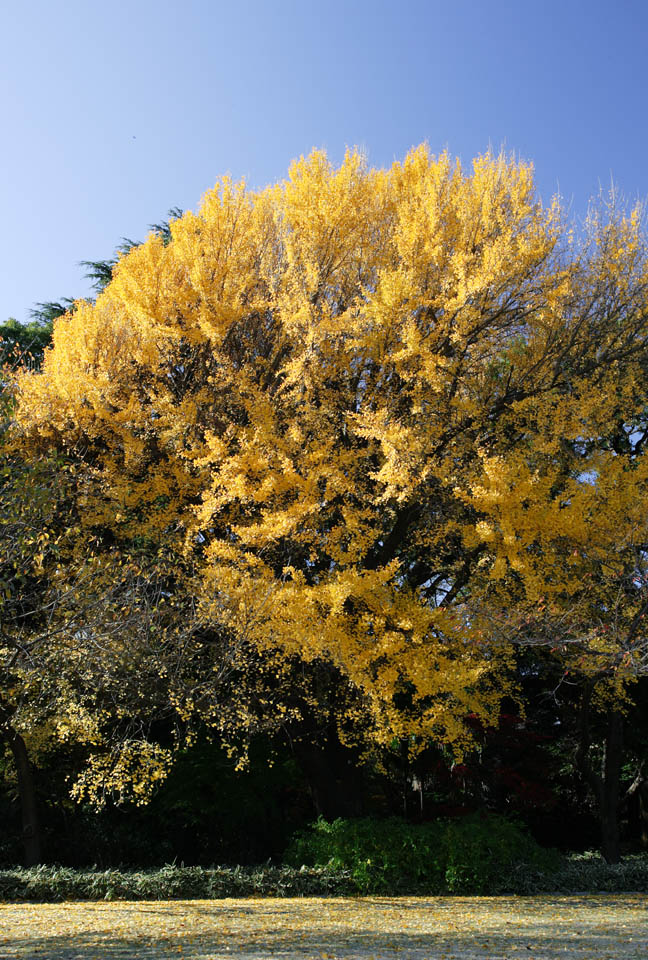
[0,894,646,959]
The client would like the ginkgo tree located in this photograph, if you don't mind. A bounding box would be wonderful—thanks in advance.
[9,147,648,851]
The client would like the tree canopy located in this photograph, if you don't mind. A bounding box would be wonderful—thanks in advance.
[5,147,648,859]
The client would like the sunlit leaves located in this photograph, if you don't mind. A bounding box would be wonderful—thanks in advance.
[8,145,648,767]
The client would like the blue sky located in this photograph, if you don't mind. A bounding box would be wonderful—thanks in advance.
[2,0,647,322]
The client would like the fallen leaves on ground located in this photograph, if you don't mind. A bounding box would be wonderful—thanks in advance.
[0,894,646,959]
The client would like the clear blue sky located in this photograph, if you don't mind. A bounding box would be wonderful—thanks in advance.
[2,0,647,322]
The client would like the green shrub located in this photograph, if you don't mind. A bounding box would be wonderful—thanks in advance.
[285,814,560,894]
[285,816,444,893]
[443,813,558,893]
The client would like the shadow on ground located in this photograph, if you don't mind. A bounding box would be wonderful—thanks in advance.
[1,895,646,959]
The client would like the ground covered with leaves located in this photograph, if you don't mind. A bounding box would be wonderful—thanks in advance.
[1,894,646,959]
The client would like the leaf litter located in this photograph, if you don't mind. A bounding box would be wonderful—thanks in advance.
[0,894,646,959]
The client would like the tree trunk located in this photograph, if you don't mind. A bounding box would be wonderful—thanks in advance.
[574,688,624,864]
[5,727,42,866]
[600,709,623,864]
[639,780,648,849]
[625,767,648,848]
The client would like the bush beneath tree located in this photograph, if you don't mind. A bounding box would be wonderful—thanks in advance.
[285,813,560,894]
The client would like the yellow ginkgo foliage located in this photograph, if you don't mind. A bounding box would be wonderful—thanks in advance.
[461,198,648,686]
[11,146,648,755]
